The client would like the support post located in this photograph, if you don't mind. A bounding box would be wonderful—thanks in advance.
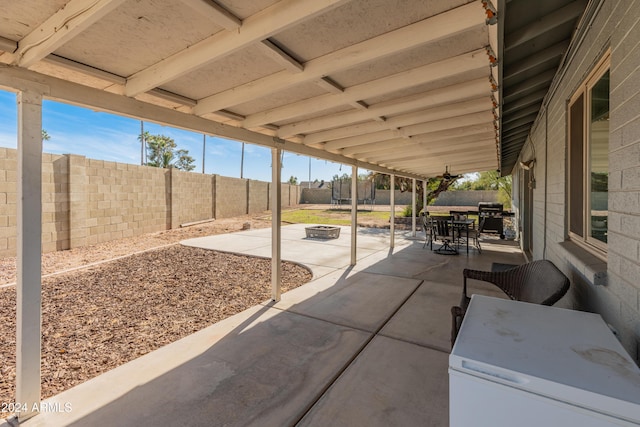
[271,148,282,302]
[411,178,417,237]
[351,165,357,266]
[16,90,43,421]
[390,174,395,248]
[202,134,206,173]
[240,142,245,179]
[423,179,428,214]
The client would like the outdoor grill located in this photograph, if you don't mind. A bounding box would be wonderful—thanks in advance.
[478,202,505,239]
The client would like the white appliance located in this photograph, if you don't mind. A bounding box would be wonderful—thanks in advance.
[449,295,640,426]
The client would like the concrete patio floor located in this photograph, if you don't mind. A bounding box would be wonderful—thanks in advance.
[14,224,524,427]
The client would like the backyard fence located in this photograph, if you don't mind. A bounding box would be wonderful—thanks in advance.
[300,188,498,206]
[0,148,300,256]
[301,188,414,205]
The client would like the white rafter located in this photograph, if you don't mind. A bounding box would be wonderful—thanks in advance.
[193,1,485,115]
[257,39,304,73]
[338,115,493,158]
[340,138,415,156]
[388,149,497,168]
[125,0,348,97]
[395,111,494,138]
[243,48,488,128]
[179,0,241,30]
[305,97,493,146]
[12,0,127,68]
[361,136,497,162]
[279,78,490,138]
[323,130,401,152]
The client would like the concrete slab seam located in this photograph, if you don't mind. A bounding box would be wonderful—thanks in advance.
[291,279,425,426]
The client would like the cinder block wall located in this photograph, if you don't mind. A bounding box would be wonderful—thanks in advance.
[80,158,169,247]
[171,169,213,227]
[301,188,330,204]
[281,183,300,208]
[248,180,269,214]
[0,149,301,256]
[373,190,413,205]
[43,154,70,252]
[0,148,17,254]
[432,191,499,207]
[216,176,248,218]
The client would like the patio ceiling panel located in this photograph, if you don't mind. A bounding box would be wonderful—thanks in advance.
[53,1,221,77]
[0,0,509,180]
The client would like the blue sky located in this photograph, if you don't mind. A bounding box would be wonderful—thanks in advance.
[0,89,356,183]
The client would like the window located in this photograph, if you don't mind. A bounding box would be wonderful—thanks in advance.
[568,52,610,252]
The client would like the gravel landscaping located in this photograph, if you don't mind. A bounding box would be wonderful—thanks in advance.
[0,215,311,412]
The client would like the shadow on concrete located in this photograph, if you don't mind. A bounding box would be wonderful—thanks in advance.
[27,229,524,427]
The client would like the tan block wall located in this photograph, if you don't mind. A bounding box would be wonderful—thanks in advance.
[170,169,214,227]
[0,148,301,256]
[0,148,16,255]
[42,153,69,252]
[280,184,299,208]
[215,175,248,218]
[82,158,170,246]
[248,180,269,214]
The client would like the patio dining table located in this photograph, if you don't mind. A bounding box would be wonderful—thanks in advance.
[451,218,475,255]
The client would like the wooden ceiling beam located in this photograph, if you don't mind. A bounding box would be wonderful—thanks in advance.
[12,0,127,68]
[355,134,497,161]
[125,0,347,97]
[386,150,497,168]
[335,112,493,156]
[305,97,492,145]
[243,48,488,128]
[396,111,494,138]
[257,39,304,73]
[279,78,490,137]
[364,140,496,163]
[340,138,414,156]
[179,0,241,30]
[505,0,586,51]
[193,2,486,115]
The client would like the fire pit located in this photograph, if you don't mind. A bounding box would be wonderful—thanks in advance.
[305,226,341,239]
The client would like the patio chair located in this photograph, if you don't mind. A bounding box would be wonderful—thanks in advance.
[467,216,485,253]
[450,260,570,346]
[421,212,433,249]
[432,216,457,255]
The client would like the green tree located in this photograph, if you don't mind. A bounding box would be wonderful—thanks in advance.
[41,129,50,141]
[452,170,512,209]
[369,172,460,213]
[288,176,298,185]
[140,132,195,171]
[174,149,196,172]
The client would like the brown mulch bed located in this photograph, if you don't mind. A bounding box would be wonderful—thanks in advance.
[0,244,311,411]
[0,215,274,286]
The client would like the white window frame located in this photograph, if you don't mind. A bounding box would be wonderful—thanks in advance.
[567,51,610,255]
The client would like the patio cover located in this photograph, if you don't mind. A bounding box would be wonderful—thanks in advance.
[1,0,502,179]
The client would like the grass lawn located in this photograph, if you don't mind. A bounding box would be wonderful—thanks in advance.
[279,209,390,226]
